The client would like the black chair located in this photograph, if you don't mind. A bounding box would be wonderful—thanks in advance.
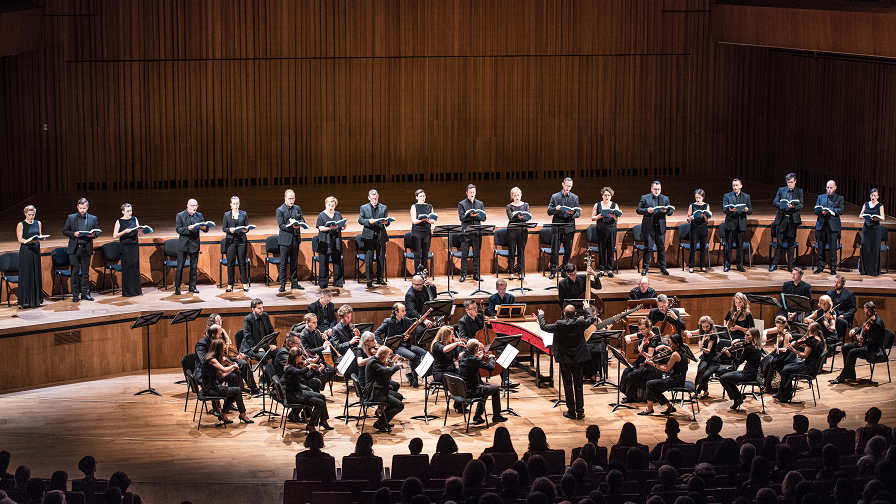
[311,235,322,284]
[342,455,384,485]
[827,318,850,372]
[354,234,386,283]
[768,222,799,270]
[99,242,122,295]
[881,226,890,274]
[448,234,474,279]
[161,239,188,290]
[403,232,433,280]
[351,373,382,432]
[218,237,251,288]
[267,370,306,437]
[537,227,561,276]
[492,228,511,277]
[264,235,283,286]
[442,373,488,433]
[668,380,699,421]
[295,455,337,483]
[660,443,698,469]
[186,372,227,430]
[181,353,198,412]
[630,224,656,270]
[734,376,765,414]
[391,454,430,483]
[718,222,752,269]
[787,349,828,406]
[810,231,841,272]
[862,328,894,383]
[51,247,72,300]
[0,252,19,307]
[676,222,711,271]
[585,224,618,274]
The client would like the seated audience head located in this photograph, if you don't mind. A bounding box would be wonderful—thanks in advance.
[354,433,375,456]
[373,486,392,504]
[875,461,896,486]
[304,431,325,451]
[674,497,695,504]
[570,458,588,481]
[745,412,764,438]
[749,456,770,483]
[436,433,458,454]
[14,465,30,488]
[462,459,487,488]
[527,454,547,479]
[828,408,846,429]
[833,478,853,504]
[618,422,638,446]
[822,444,840,468]
[868,435,889,457]
[531,476,557,503]
[104,487,123,504]
[491,426,515,453]
[586,424,600,445]
[711,438,739,466]
[755,487,777,504]
[806,428,823,451]
[528,427,549,451]
[776,444,795,472]
[665,448,684,470]
[408,496,428,504]
[867,407,883,425]
[589,489,608,504]
[478,453,495,475]
[864,480,885,504]
[658,465,678,488]
[42,490,65,504]
[500,469,520,494]
[26,478,44,502]
[693,463,715,481]
[794,481,818,504]
[579,443,596,466]
[400,477,424,502]
[687,474,704,494]
[478,493,502,504]
[444,476,464,499]
[738,443,756,468]
[49,471,67,492]
[560,473,576,497]
[626,446,646,470]
[526,490,549,504]
[706,415,723,436]
[108,472,131,493]
[646,497,664,504]
[606,469,624,494]
[408,437,423,455]
[793,415,810,434]
[665,418,681,438]
[512,460,530,486]
[782,470,805,497]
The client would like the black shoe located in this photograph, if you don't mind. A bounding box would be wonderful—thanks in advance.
[660,406,676,415]
[459,275,466,283]
[607,272,614,278]
[473,275,481,281]
[768,265,776,272]
[319,421,334,430]
[250,388,262,396]
[637,410,653,416]
[225,287,233,293]
[641,269,648,276]
[563,411,577,419]
[239,415,254,424]
[472,416,486,425]
[278,286,286,292]
[367,281,373,288]
[737,266,746,272]
[723,265,730,272]
[814,268,824,274]
[829,378,845,385]
[548,271,556,280]
[293,284,304,290]
[244,287,249,292]
[620,397,633,404]
[72,295,80,302]
[174,290,182,295]
[501,380,520,389]
[376,278,387,285]
[577,412,585,420]
[830,268,836,275]
[454,403,464,414]
[493,415,508,423]
[82,295,95,301]
[660,269,669,276]
[190,288,199,294]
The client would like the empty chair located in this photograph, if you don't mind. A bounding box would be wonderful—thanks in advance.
[295,454,336,483]
[630,224,656,270]
[51,247,72,300]
[0,252,19,306]
[99,242,122,294]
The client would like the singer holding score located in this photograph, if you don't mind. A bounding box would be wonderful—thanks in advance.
[173,199,209,295]
[111,203,145,297]
[506,187,531,280]
[62,198,101,302]
[16,205,44,309]
[636,181,673,276]
[859,188,885,277]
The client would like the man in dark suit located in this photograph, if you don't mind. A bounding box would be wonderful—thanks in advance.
[831,302,887,384]
[457,184,487,282]
[174,199,209,295]
[722,178,752,272]
[359,189,391,287]
[276,189,305,292]
[827,275,857,326]
[649,294,686,335]
[367,346,407,433]
[299,313,337,389]
[629,277,657,300]
[62,198,100,301]
[374,302,427,387]
[274,331,301,380]
[779,268,812,321]
[241,298,277,363]
[458,339,509,425]
[456,298,518,388]
[636,181,673,276]
[814,180,845,275]
[331,304,362,378]
[307,290,337,335]
[405,275,436,330]
[537,301,596,419]
[558,263,600,308]
[547,177,581,279]
[771,173,804,271]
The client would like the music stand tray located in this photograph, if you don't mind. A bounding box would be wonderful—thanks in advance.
[506,222,538,294]
[424,299,454,320]
[410,353,439,424]
[170,308,203,384]
[495,304,526,319]
[747,294,782,321]
[782,294,812,314]
[588,329,624,388]
[464,224,496,296]
[416,327,440,351]
[353,323,375,334]
[384,334,406,353]
[132,312,165,396]
[628,298,657,309]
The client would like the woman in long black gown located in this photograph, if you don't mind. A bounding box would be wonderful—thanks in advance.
[16,205,44,309]
[410,189,436,276]
[859,188,885,277]
[316,196,347,288]
[111,203,143,297]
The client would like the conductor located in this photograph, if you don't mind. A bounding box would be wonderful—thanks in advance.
[537,301,596,420]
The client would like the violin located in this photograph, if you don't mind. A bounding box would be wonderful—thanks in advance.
[727,307,742,330]
[721,338,751,355]
[476,317,504,378]
[857,315,876,347]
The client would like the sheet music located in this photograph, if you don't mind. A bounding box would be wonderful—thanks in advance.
[497,345,519,367]
[337,352,355,375]
[415,352,434,377]
[542,333,554,347]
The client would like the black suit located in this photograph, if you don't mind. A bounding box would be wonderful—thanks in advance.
[458,352,502,419]
[223,210,249,287]
[826,288,857,326]
[636,193,673,270]
[649,307,686,335]
[359,202,390,282]
[299,327,336,387]
[405,285,436,321]
[558,273,601,307]
[174,210,208,291]
[837,316,886,381]
[456,313,484,342]
[308,299,337,333]
[547,190,581,272]
[62,212,99,296]
[374,317,427,380]
[241,311,276,362]
[815,193,845,270]
[722,191,752,268]
[458,197,487,276]
[772,186,804,269]
[779,280,812,319]
[366,358,405,425]
[537,306,595,416]
[629,287,657,300]
[276,203,303,288]
[331,321,360,377]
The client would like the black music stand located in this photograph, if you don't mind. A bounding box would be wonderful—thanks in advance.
[132,312,165,396]
[353,322,374,334]
[607,344,636,411]
[589,330,624,388]
[746,294,781,323]
[465,224,496,296]
[410,352,439,424]
[250,331,281,418]
[782,294,813,322]
[542,222,576,291]
[425,299,454,322]
[489,334,523,417]
[384,334,406,354]
[506,221,538,294]
[416,327,439,352]
[170,308,203,384]
[432,224,463,297]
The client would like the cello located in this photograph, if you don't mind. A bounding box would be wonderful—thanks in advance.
[475,311,505,378]
[653,296,680,337]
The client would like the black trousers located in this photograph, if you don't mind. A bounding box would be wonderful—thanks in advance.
[235,358,257,390]
[620,364,662,402]
[694,359,720,394]
[286,388,329,426]
[396,345,427,378]
[595,225,616,271]
[318,248,343,287]
[69,246,92,295]
[226,241,248,286]
[724,227,745,268]
[381,394,405,424]
[583,342,608,381]
[719,370,755,403]
[471,383,502,418]
[412,234,431,274]
[689,225,708,269]
[837,343,872,381]
[644,225,666,270]
[646,376,681,405]
[364,231,387,281]
[560,362,585,415]
[816,223,839,270]
[778,361,812,402]
[279,238,300,288]
[175,250,199,290]
[460,232,482,276]
[507,228,528,274]
[773,218,797,268]
[550,230,574,272]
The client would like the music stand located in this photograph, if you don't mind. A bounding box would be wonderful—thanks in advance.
[607,345,636,411]
[747,294,781,322]
[249,331,281,418]
[496,344,521,416]
[465,224,496,296]
[629,298,658,309]
[410,352,439,424]
[384,334,406,354]
[417,326,439,352]
[132,312,165,396]
[354,322,374,334]
[432,224,464,297]
[425,299,454,321]
[542,222,576,291]
[170,308,203,384]
[589,330,624,388]
[506,221,538,294]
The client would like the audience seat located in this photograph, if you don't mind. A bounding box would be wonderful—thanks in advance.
[431,453,474,478]
[390,454,430,483]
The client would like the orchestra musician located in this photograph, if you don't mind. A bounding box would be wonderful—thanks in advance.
[299,313,337,389]
[222,196,250,292]
[195,324,240,391]
[805,295,841,353]
[814,180,844,275]
[826,275,857,326]
[718,327,763,411]
[506,187,531,280]
[315,196,347,288]
[722,178,752,272]
[374,303,428,387]
[649,294,686,335]
[200,313,259,395]
[201,339,254,424]
[486,279,515,317]
[558,263,601,308]
[537,302,596,419]
[779,268,811,321]
[359,189,390,287]
[724,293,755,342]
[456,299,518,388]
[687,189,710,274]
[830,301,887,385]
[620,317,663,403]
[629,277,657,301]
[431,326,466,412]
[547,177,580,279]
[405,275,436,329]
[760,315,796,394]
[283,347,331,432]
[458,339,509,425]
[173,199,208,295]
[410,189,436,276]
[331,305,363,376]
[458,184,487,282]
[276,189,304,292]
[636,181,673,276]
[776,322,824,403]
[354,331,402,401]
[639,333,688,416]
[62,198,100,302]
[308,289,337,335]
[274,331,303,381]
[686,316,719,399]
[591,186,620,277]
[770,173,804,272]
[367,346,407,433]
[241,298,277,364]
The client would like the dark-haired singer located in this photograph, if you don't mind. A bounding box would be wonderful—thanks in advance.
[547,177,580,279]
[458,184,486,282]
[359,189,390,287]
[62,198,100,302]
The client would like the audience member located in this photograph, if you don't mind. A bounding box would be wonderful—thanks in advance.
[626,446,647,470]
[833,477,854,504]
[462,459,487,489]
[738,456,771,497]
[617,422,639,447]
[400,477,424,503]
[478,493,502,504]
[527,454,547,479]
[586,425,601,447]
[478,453,495,475]
[569,458,588,484]
[11,465,31,502]
[42,490,65,504]
[605,470,625,501]
[859,435,889,476]
[799,429,824,459]
[781,470,805,502]
[760,435,780,461]
[25,477,45,504]
[408,438,423,455]
[374,486,392,504]
[755,487,777,504]
[826,408,847,432]
[858,407,892,454]
[75,456,104,496]
[512,460,530,486]
[816,443,841,481]
[861,480,885,504]
[710,438,740,466]
[696,416,725,454]
[774,443,795,483]
[483,426,517,456]
[523,427,550,460]
[530,476,557,502]
[499,469,523,501]
[736,443,756,476]
[108,471,140,504]
[104,486,123,504]
[793,480,818,504]
[439,476,464,504]
[436,434,459,455]
[649,418,686,462]
[650,465,685,493]
[352,433,376,457]
[577,443,602,472]
[736,413,765,444]
[664,448,684,471]
[296,430,330,459]
[526,490,549,504]
[0,452,11,480]
[48,471,67,492]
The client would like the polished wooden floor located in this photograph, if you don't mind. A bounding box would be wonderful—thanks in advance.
[1,350,894,504]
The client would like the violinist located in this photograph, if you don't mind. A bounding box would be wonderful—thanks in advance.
[274,331,303,381]
[283,347,331,432]
[718,327,762,411]
[724,293,755,342]
[432,326,466,412]
[649,294,686,335]
[619,317,663,403]
[761,315,796,394]
[776,322,824,403]
[639,333,688,416]
[331,305,362,376]
[831,301,886,385]
[374,303,428,387]
[458,339,508,425]
[299,313,337,389]
[207,312,259,394]
[458,299,518,389]
[537,302,596,419]
[805,295,840,352]
[687,316,719,399]
[354,331,402,403]
[367,346,407,433]
[194,323,243,393]
[201,339,254,424]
